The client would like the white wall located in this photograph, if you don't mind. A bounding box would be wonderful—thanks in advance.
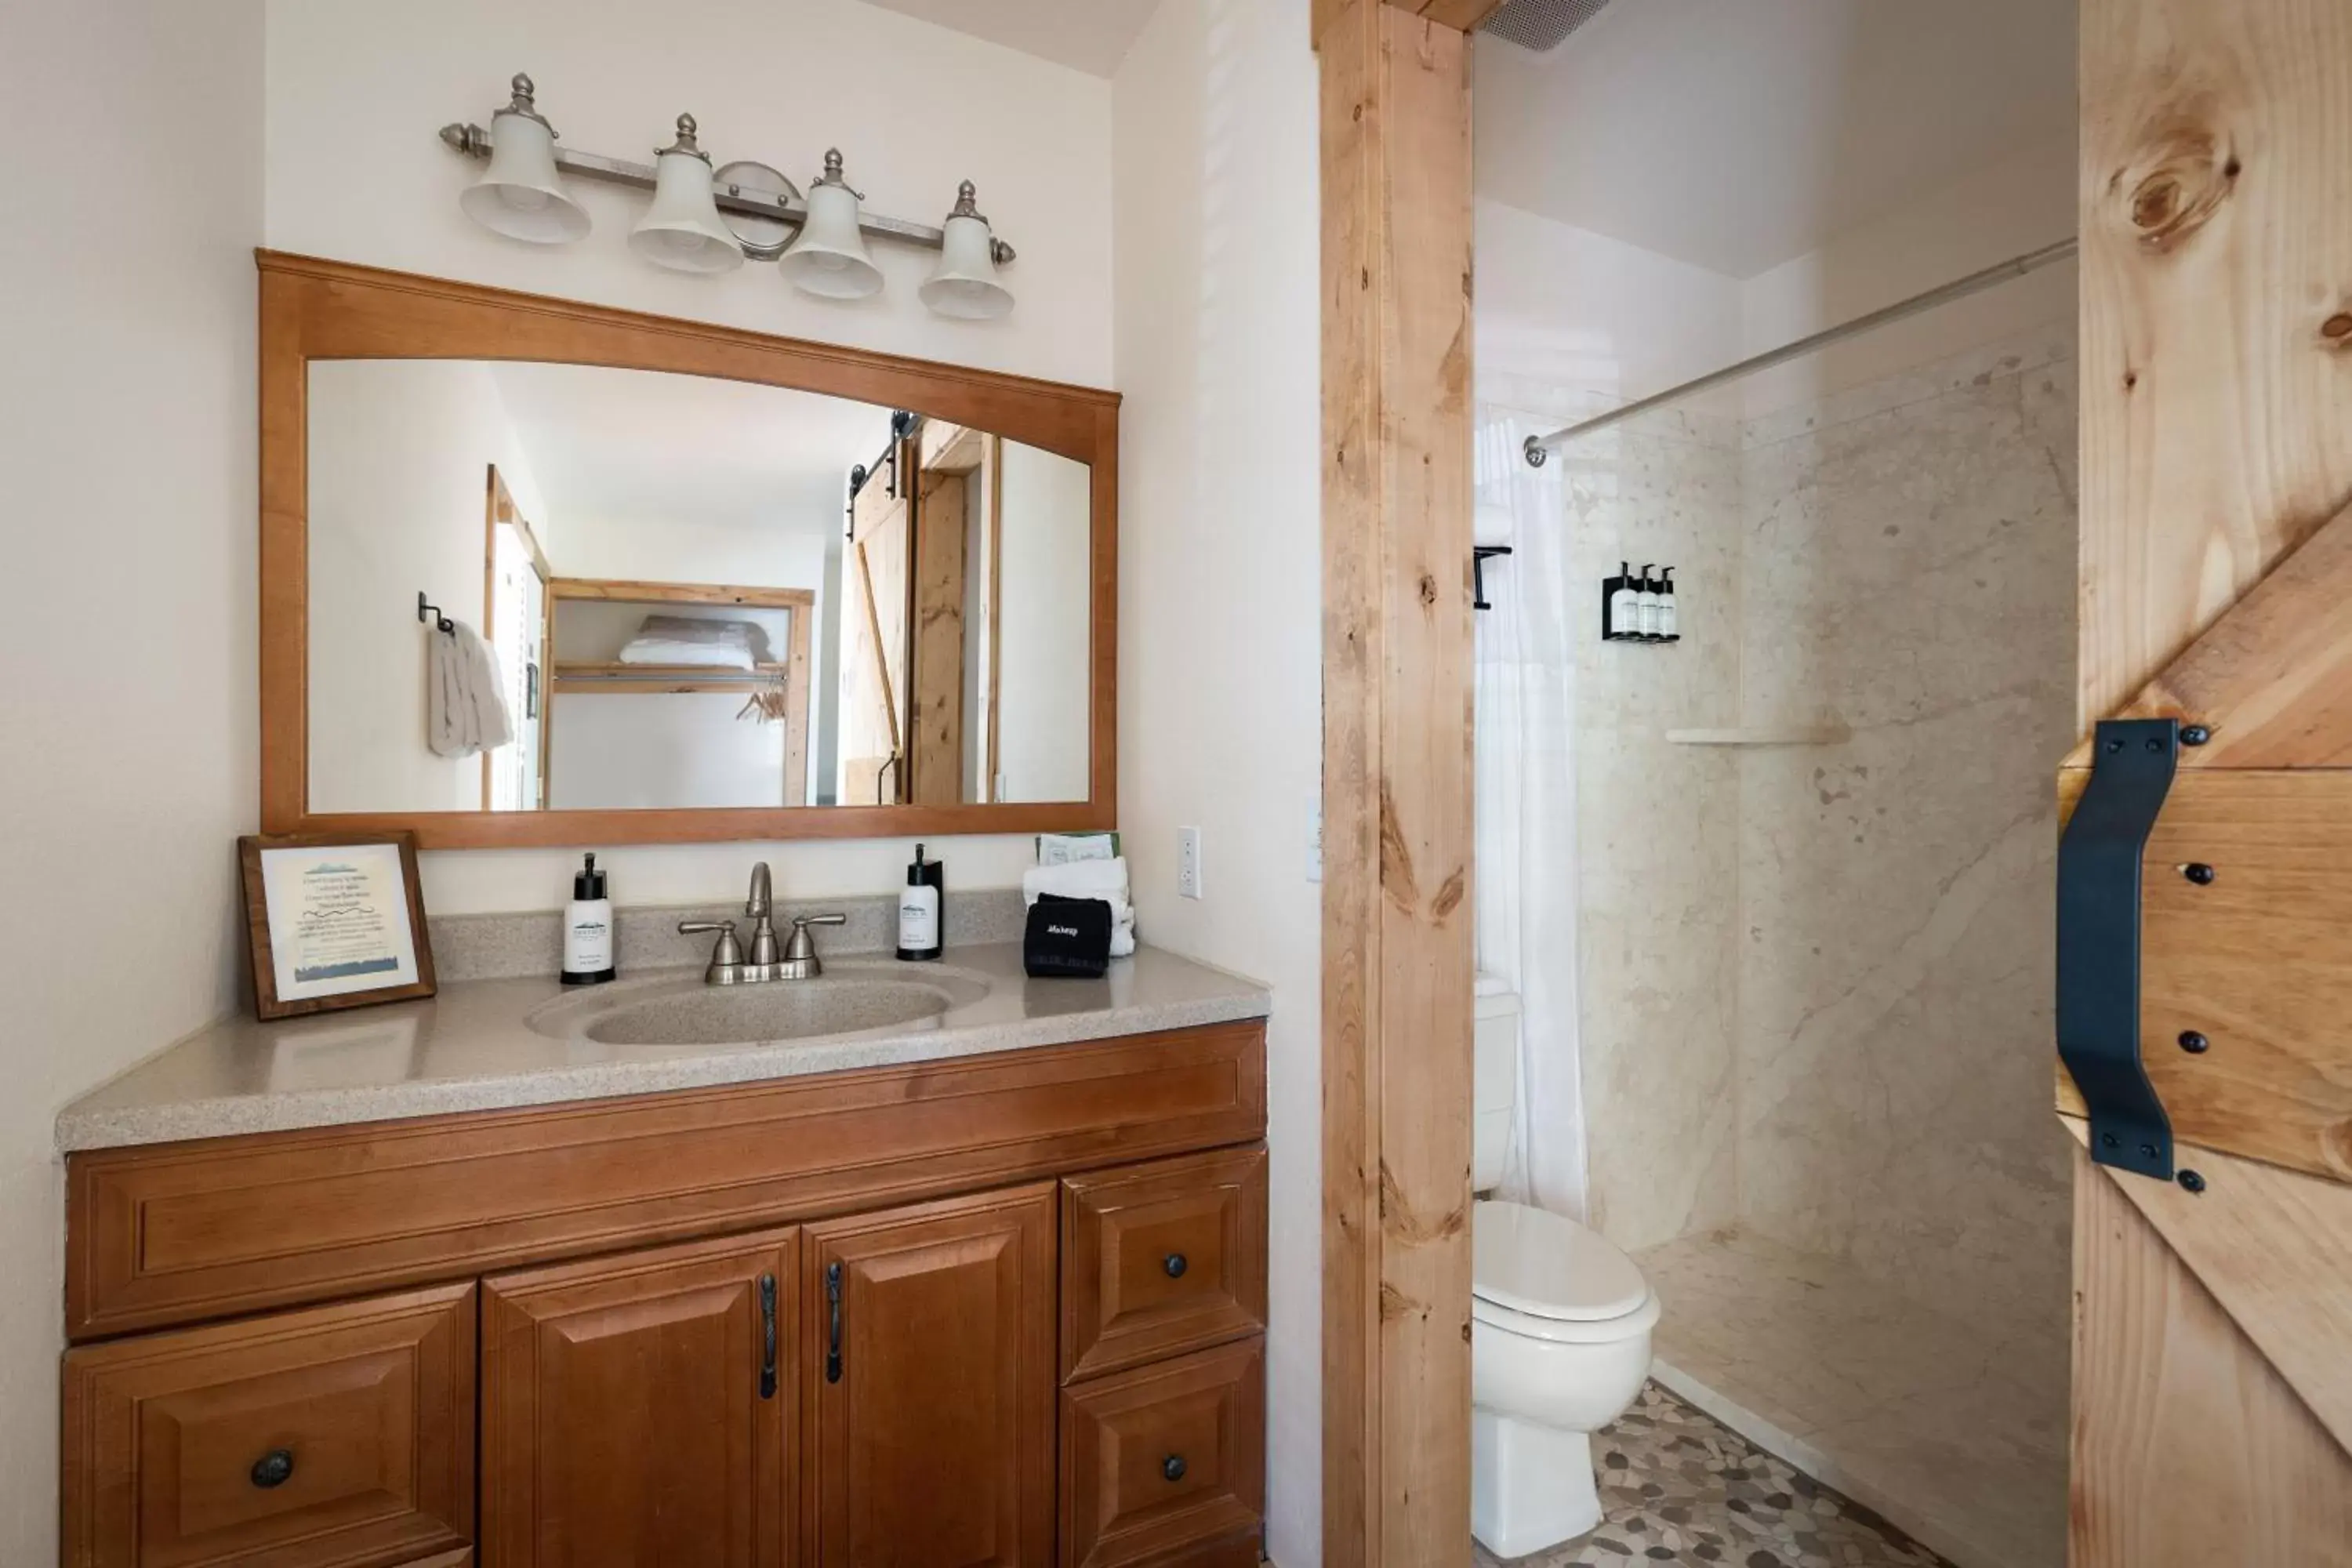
[307,359,546,813]
[1739,132,2076,417]
[994,445,1094,800]
[0,2,263,1556]
[1112,1,1323,1557]
[264,0,1117,909]
[1476,196,1745,412]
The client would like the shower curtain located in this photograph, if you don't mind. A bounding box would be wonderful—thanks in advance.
[1474,405,1588,1219]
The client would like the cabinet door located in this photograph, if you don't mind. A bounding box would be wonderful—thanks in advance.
[805,1184,1057,1567]
[481,1229,799,1568]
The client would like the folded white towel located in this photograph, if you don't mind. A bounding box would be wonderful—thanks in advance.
[1023,858,1135,957]
[1022,857,1130,904]
[618,615,764,670]
[427,619,514,759]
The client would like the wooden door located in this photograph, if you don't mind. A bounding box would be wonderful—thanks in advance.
[908,459,971,806]
[841,445,913,805]
[2066,1,2352,1561]
[481,1229,800,1568]
[804,1184,1057,1568]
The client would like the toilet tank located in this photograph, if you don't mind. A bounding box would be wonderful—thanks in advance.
[1473,976,1521,1191]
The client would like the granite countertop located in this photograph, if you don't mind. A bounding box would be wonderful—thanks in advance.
[56,942,1272,1152]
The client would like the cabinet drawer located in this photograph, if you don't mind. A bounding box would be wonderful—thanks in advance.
[1059,1338,1265,1568]
[62,1283,474,1568]
[1061,1145,1267,1381]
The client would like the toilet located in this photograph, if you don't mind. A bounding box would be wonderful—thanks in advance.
[1471,981,1661,1557]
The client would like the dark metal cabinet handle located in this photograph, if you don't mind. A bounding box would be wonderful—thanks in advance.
[251,1449,296,1489]
[825,1260,844,1385]
[758,1273,779,1400]
[1162,1454,1187,1483]
[1163,1253,1189,1279]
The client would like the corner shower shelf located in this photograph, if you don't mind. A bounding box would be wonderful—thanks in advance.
[1667,724,1851,747]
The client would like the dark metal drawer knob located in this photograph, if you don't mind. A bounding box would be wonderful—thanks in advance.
[251,1449,296,1489]
[1163,1454,1187,1483]
[1163,1253,1188,1279]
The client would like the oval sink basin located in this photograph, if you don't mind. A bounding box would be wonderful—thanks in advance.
[574,975,979,1047]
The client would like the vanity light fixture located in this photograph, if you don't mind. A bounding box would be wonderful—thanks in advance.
[920,182,1014,321]
[627,114,745,274]
[779,150,885,300]
[441,76,1018,314]
[454,74,591,244]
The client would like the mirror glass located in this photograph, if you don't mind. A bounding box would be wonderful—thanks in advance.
[305,361,1093,813]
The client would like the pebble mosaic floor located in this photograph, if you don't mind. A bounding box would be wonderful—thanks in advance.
[1472,1385,1953,1568]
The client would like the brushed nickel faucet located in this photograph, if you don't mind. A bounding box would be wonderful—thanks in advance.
[679,862,845,985]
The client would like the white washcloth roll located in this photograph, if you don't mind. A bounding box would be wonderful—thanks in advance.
[428,619,514,759]
[1022,856,1130,906]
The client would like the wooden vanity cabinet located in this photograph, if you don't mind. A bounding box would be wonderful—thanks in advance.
[59,1023,1268,1568]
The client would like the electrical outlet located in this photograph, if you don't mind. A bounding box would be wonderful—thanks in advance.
[1177,826,1203,900]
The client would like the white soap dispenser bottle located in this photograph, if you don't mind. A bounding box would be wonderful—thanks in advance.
[898,844,942,961]
[562,853,615,985]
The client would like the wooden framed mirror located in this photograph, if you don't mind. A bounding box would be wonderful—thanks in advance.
[259,252,1116,849]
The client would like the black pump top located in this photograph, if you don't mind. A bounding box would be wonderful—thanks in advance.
[574,852,607,902]
[908,844,928,887]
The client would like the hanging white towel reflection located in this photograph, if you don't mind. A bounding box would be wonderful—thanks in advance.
[427,619,515,759]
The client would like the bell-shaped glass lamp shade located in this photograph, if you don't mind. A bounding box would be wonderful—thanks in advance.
[920,183,1013,320]
[779,151,884,300]
[628,116,743,274]
[458,75,590,245]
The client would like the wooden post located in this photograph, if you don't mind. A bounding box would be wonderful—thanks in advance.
[1319,0,1478,1560]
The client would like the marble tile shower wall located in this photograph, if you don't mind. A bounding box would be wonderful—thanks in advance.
[1731,322,2079,1359]
[1483,319,2078,1351]
[1486,372,1747,1254]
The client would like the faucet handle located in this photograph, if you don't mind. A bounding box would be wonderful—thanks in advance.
[780,913,847,971]
[680,919,743,958]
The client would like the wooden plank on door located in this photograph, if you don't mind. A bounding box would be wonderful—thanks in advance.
[1319,1,1476,1562]
[2069,1145,2352,1566]
[2063,1116,2352,1456]
[2072,0,2352,1554]
[909,467,968,806]
[2077,0,2352,724]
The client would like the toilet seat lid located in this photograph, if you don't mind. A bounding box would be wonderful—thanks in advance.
[1472,1200,1650,1322]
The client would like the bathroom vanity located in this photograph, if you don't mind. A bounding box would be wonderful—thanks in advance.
[56,944,1270,1567]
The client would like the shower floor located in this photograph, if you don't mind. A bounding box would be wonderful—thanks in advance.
[1632,1229,2067,1568]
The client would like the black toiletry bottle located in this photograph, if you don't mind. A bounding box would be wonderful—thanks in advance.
[1660,567,1680,642]
[1602,561,1635,641]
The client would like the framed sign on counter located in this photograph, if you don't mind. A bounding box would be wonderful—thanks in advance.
[238,832,437,1020]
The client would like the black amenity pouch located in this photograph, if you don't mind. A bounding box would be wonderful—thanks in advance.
[1024,893,1113,978]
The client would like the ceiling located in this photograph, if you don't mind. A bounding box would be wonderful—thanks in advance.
[1475,0,2077,278]
[490,364,895,541]
[858,0,1164,77]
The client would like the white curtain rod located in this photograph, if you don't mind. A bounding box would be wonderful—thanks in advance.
[1523,237,2079,464]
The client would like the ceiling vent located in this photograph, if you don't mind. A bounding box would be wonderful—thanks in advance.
[1479,0,1615,54]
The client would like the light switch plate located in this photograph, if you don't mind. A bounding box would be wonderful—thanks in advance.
[1178,826,1203,900]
